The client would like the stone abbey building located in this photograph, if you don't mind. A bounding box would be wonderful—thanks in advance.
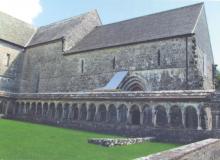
[0,3,220,143]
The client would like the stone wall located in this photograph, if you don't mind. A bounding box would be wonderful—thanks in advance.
[20,36,190,93]
[0,40,24,92]
[135,139,220,160]
[194,7,214,90]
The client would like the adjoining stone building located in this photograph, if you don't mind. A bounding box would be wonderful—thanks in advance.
[0,3,219,143]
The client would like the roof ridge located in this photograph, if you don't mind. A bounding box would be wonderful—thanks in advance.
[96,2,204,28]
[38,10,97,29]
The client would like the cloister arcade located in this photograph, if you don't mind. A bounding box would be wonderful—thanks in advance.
[12,100,212,130]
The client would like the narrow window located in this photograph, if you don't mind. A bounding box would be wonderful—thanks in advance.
[113,56,116,69]
[81,60,84,73]
[157,50,161,66]
[6,53,10,67]
[203,55,207,76]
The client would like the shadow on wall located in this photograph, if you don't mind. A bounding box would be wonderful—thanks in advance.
[0,43,24,93]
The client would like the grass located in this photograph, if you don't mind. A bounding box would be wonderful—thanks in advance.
[0,119,179,160]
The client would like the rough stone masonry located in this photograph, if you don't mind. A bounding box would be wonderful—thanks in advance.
[0,3,220,144]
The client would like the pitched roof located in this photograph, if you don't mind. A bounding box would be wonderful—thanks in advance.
[66,3,204,54]
[0,11,36,47]
[28,10,101,47]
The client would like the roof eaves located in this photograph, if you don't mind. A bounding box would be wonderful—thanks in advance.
[25,37,64,49]
[0,38,25,48]
[64,33,195,56]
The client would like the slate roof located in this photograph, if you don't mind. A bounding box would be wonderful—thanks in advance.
[0,11,36,47]
[67,3,203,54]
[28,11,98,46]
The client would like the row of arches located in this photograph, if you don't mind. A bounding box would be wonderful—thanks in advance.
[14,101,211,130]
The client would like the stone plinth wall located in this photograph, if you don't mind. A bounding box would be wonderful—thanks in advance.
[6,116,215,144]
[88,137,154,147]
[135,139,220,160]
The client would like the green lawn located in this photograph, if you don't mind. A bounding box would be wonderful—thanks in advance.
[0,119,179,160]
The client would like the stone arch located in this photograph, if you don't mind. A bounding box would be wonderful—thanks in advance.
[170,105,182,128]
[142,105,152,126]
[80,104,87,120]
[155,105,168,127]
[130,105,140,125]
[118,104,127,123]
[185,106,198,129]
[57,103,63,120]
[119,76,145,91]
[43,103,49,117]
[63,103,70,121]
[49,103,56,119]
[72,104,79,120]
[37,102,42,117]
[98,104,107,122]
[88,104,96,121]
[30,102,36,116]
[108,104,117,123]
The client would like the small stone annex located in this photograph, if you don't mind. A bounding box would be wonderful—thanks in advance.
[0,2,220,143]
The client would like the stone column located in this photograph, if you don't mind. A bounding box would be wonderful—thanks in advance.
[197,109,202,130]
[116,107,119,123]
[67,106,72,121]
[152,107,156,127]
[61,106,65,121]
[166,106,171,125]
[54,104,58,120]
[94,106,99,121]
[216,114,219,129]
[126,107,130,125]
[86,105,89,121]
[181,108,186,128]
[41,105,44,117]
[140,111,144,125]
[106,106,109,122]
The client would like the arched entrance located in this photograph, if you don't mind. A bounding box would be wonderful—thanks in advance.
[98,104,107,122]
[130,105,140,125]
[143,105,152,126]
[80,104,87,121]
[88,104,96,121]
[155,105,168,127]
[108,104,117,123]
[119,76,145,91]
[170,105,182,128]
[72,104,79,120]
[185,106,198,129]
[118,104,127,123]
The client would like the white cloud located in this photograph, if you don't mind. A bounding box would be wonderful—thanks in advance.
[0,0,42,24]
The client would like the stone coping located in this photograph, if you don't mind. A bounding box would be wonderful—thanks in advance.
[88,137,155,147]
[135,138,220,160]
[0,90,215,100]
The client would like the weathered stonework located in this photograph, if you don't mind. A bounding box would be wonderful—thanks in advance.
[88,137,154,147]
[0,2,219,152]
[135,139,220,160]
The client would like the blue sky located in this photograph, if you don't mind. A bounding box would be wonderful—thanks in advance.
[32,0,219,68]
